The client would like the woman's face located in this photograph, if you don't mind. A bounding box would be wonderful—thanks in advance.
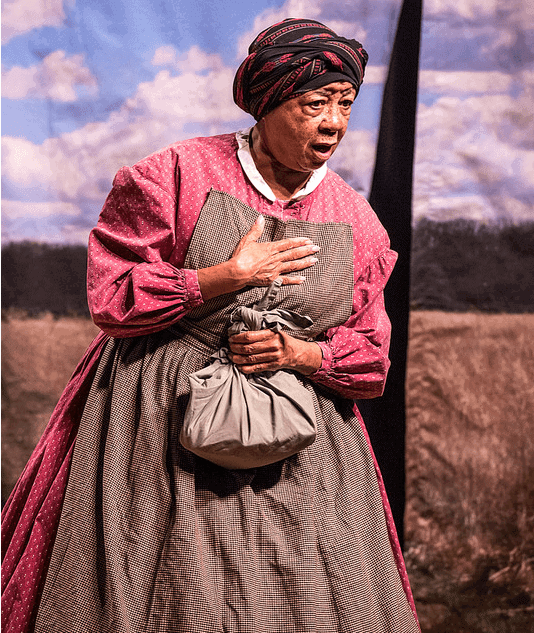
[256,81,357,174]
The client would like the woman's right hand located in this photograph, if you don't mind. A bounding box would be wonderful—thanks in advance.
[230,215,319,287]
[197,215,320,301]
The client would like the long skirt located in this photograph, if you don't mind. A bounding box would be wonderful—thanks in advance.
[25,325,420,632]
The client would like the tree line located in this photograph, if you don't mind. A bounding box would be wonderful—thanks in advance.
[2,242,90,316]
[2,219,533,316]
[410,219,534,312]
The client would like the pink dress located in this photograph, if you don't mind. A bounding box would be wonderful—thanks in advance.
[2,133,419,632]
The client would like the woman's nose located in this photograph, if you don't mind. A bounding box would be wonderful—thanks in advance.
[320,105,345,132]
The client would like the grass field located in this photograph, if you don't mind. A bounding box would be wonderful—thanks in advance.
[2,310,533,631]
[405,311,534,632]
[1,313,100,500]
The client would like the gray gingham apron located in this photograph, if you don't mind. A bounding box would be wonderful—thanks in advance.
[36,190,418,633]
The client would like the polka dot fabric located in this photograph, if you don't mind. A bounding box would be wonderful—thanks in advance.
[1,334,109,632]
[87,133,398,400]
[2,132,419,631]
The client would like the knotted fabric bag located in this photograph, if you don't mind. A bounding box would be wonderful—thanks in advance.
[180,279,317,469]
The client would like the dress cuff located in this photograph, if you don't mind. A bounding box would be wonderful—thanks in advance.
[182,269,204,309]
[309,341,333,379]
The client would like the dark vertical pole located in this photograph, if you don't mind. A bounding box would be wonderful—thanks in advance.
[358,0,422,547]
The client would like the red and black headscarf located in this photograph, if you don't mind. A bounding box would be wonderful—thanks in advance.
[233,18,368,121]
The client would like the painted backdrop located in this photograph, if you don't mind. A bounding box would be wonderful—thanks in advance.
[3,2,534,631]
[2,0,533,243]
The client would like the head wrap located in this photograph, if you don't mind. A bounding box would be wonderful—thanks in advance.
[233,18,368,120]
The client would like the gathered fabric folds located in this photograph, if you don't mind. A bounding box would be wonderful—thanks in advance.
[233,18,368,120]
[181,278,317,469]
[31,189,419,632]
[3,183,419,632]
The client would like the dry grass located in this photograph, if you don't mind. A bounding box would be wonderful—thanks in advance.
[406,311,534,632]
[1,313,99,500]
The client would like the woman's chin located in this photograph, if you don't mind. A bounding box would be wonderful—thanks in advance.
[309,146,335,166]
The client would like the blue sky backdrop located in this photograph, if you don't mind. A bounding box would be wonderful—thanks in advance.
[2,0,533,244]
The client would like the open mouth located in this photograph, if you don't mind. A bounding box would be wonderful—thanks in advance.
[312,143,335,157]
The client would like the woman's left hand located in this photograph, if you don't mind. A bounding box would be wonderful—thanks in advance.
[228,330,322,375]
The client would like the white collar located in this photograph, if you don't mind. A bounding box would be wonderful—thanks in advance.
[236,128,327,202]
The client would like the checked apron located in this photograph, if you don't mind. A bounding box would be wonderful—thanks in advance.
[35,190,418,633]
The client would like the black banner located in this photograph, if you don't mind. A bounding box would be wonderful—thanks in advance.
[358,0,423,547]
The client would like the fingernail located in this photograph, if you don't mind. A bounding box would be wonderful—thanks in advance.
[256,215,264,224]
[310,257,318,263]
[312,245,320,252]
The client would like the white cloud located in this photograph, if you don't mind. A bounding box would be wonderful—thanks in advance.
[2,200,82,219]
[2,51,98,102]
[151,45,178,67]
[422,1,534,79]
[460,90,534,158]
[424,0,500,20]
[2,52,379,213]
[2,57,250,207]
[1,49,253,244]
[152,45,223,73]
[1,0,71,44]
[129,68,242,121]
[59,224,91,244]
[237,1,322,59]
[328,129,376,195]
[414,194,534,224]
[2,137,54,187]
[5,45,533,236]
[4,2,534,242]
[414,194,494,223]
[414,86,534,223]
[363,65,387,85]
[498,197,534,222]
[1,222,91,245]
[419,70,513,94]
[424,0,534,80]
[424,0,534,25]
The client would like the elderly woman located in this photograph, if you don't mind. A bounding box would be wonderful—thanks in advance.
[2,18,419,633]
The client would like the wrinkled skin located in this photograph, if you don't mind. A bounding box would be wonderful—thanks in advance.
[250,81,356,198]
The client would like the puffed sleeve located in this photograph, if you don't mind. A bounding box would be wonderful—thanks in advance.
[308,248,397,400]
[87,155,204,338]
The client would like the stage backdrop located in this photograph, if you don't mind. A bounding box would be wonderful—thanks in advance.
[3,0,533,243]
[2,1,534,632]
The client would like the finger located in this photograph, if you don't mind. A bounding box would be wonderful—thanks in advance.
[230,350,279,364]
[240,215,265,245]
[279,275,307,285]
[279,256,318,274]
[236,359,285,374]
[230,353,283,371]
[229,339,280,355]
[272,236,315,253]
[237,365,269,374]
[279,244,320,263]
[229,330,278,344]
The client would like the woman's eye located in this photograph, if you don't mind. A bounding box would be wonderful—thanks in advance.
[341,100,353,109]
[307,100,325,109]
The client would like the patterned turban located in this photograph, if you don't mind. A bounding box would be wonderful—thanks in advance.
[233,18,368,120]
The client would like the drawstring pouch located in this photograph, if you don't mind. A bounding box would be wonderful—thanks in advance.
[180,279,317,469]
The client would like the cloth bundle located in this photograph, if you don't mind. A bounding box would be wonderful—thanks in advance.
[181,279,317,469]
